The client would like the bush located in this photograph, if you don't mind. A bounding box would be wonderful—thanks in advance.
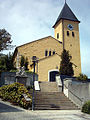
[82,101,90,114]
[0,82,32,109]
[76,73,88,81]
[10,69,18,72]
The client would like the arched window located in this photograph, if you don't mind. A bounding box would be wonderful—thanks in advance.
[57,33,59,39]
[45,50,48,56]
[53,51,55,55]
[49,51,51,56]
[67,31,69,36]
[72,32,75,37]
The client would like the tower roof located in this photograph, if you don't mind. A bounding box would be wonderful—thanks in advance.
[53,3,80,28]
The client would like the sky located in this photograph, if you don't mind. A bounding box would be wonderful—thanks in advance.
[0,0,90,77]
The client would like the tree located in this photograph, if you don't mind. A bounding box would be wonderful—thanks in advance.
[24,57,29,70]
[0,29,13,51]
[0,52,16,72]
[20,56,25,67]
[5,53,16,71]
[0,55,7,72]
[20,56,29,70]
[60,49,74,76]
[76,73,88,81]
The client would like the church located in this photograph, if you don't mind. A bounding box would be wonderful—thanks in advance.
[13,2,81,82]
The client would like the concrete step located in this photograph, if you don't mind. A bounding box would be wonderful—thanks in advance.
[35,106,79,110]
[35,103,78,107]
[34,91,79,110]
[39,82,58,92]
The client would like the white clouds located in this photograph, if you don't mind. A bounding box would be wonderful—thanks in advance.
[0,0,61,46]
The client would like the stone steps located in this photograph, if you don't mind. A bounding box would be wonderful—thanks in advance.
[34,91,79,110]
[39,82,58,92]
[34,82,79,110]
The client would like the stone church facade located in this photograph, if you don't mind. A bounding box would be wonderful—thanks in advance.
[13,3,81,81]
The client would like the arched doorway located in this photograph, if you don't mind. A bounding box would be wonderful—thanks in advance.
[48,69,59,82]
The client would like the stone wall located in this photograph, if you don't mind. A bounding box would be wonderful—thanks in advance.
[64,79,90,108]
[0,72,38,87]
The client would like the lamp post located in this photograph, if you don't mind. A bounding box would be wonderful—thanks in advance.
[31,56,38,111]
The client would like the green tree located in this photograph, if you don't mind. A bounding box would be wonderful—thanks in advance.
[20,56,29,70]
[0,55,6,72]
[5,53,15,71]
[60,49,74,76]
[0,29,13,51]
[24,57,29,70]
[20,56,25,67]
[0,52,15,72]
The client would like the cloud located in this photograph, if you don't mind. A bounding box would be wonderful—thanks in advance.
[0,0,62,45]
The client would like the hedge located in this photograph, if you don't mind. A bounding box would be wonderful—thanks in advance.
[82,101,90,114]
[0,82,32,109]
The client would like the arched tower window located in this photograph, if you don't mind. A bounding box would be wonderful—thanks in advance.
[45,50,48,56]
[72,32,75,37]
[67,31,69,36]
[49,51,51,56]
[57,33,59,39]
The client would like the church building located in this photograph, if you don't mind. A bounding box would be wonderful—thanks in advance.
[13,2,81,82]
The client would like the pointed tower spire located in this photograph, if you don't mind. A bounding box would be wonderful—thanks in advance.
[53,3,80,28]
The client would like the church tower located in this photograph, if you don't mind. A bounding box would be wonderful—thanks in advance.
[53,2,81,76]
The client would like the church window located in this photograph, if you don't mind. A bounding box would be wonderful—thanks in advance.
[72,32,75,37]
[45,50,48,56]
[57,33,59,39]
[67,31,69,36]
[49,51,51,56]
[53,51,55,55]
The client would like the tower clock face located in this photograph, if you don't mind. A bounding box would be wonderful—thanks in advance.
[67,24,73,30]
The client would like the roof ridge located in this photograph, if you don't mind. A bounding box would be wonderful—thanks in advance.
[16,36,62,48]
[16,36,52,48]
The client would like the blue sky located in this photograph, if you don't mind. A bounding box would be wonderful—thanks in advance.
[0,0,90,77]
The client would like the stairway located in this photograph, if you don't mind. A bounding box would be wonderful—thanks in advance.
[39,82,58,92]
[34,82,79,110]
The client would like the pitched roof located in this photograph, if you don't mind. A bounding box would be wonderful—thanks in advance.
[53,3,80,28]
[16,36,62,48]
[13,36,62,59]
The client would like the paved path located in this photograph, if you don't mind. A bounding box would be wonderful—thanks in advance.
[0,99,90,120]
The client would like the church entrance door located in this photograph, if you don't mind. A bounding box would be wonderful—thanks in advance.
[48,70,59,82]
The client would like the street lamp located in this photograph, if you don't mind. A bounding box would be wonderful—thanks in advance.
[31,56,38,111]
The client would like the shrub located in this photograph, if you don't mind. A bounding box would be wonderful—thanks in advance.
[82,101,90,114]
[76,73,88,81]
[10,70,18,72]
[0,82,32,109]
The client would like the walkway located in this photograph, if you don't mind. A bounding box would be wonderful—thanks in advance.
[0,99,90,120]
